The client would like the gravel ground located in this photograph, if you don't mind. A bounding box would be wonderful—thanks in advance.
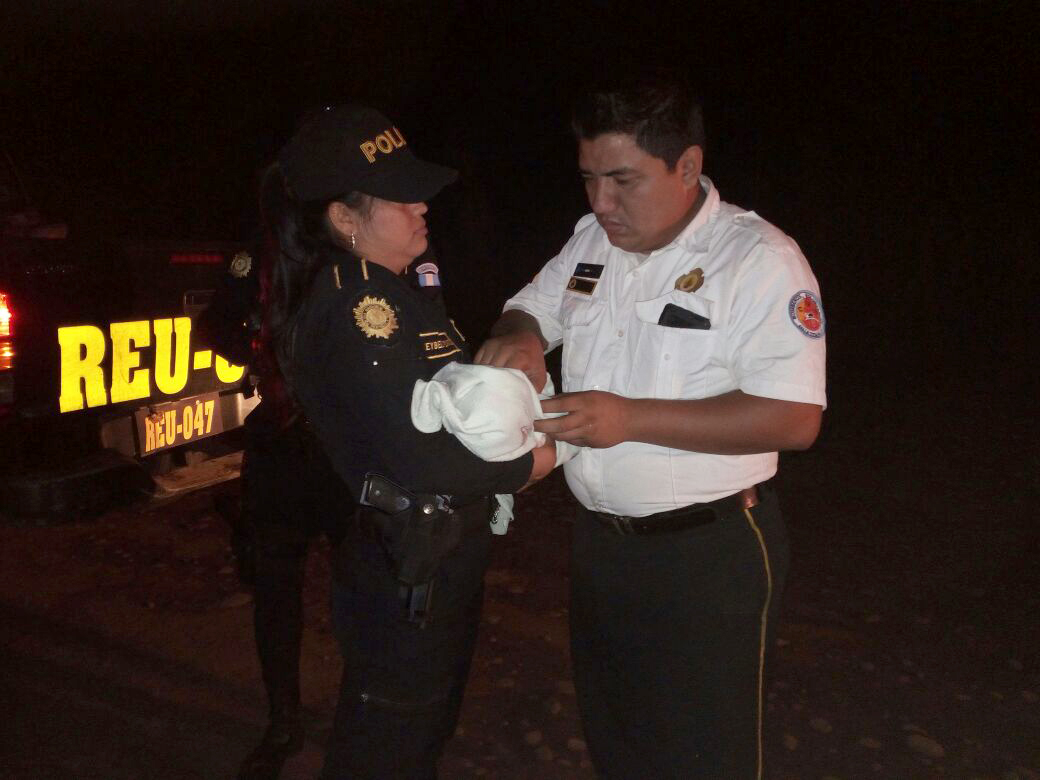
[1,373,1037,779]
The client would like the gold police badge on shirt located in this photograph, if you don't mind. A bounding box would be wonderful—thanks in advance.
[353,295,399,340]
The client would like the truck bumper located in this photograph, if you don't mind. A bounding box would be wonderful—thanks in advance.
[0,448,150,521]
[0,390,259,521]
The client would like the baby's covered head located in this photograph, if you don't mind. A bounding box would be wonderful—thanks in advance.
[411,363,548,462]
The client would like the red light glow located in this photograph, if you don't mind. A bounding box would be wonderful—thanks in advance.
[0,293,11,337]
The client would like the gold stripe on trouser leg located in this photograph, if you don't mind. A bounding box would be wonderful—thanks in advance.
[744,507,773,780]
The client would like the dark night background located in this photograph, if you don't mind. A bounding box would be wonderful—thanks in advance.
[2,0,1037,460]
[2,4,1040,776]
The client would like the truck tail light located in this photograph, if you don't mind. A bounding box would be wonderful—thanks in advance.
[0,292,11,337]
[0,291,12,407]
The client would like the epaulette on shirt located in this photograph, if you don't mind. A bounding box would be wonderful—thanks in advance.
[572,213,599,236]
[722,207,802,257]
[326,256,373,291]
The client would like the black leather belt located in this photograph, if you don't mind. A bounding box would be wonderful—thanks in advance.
[590,483,763,536]
[443,494,488,510]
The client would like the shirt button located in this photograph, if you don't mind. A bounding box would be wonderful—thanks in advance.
[617,329,624,338]
[663,353,671,361]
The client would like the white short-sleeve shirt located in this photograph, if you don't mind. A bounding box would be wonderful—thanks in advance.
[505,177,827,516]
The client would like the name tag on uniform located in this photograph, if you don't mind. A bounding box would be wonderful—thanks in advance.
[420,330,461,360]
[574,263,604,279]
[566,262,604,296]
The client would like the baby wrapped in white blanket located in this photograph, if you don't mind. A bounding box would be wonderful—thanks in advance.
[411,363,578,532]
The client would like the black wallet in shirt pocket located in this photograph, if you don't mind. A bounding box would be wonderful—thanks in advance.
[658,303,711,330]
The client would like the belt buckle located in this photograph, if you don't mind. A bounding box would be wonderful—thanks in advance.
[738,485,760,511]
[611,515,634,534]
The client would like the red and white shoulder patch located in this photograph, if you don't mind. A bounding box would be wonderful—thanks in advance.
[788,290,825,338]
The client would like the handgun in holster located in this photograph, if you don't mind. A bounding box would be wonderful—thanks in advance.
[359,472,462,626]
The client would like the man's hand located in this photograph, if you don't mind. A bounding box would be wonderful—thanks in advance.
[475,329,548,393]
[518,439,557,492]
[535,391,631,449]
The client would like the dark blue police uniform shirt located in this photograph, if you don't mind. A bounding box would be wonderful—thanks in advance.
[289,248,532,499]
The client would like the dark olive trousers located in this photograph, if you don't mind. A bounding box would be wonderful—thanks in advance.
[569,485,789,779]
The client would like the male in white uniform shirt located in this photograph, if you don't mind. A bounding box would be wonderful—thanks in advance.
[476,76,826,778]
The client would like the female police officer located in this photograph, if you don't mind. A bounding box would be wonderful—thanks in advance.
[260,105,555,779]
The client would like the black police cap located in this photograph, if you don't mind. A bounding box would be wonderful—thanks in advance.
[278,105,457,203]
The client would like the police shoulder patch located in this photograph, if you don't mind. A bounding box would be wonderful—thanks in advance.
[353,294,400,341]
[788,290,825,338]
[415,261,440,288]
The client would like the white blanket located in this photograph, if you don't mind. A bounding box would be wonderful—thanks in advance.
[411,363,578,533]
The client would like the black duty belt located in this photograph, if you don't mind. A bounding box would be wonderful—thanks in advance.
[353,474,493,625]
[443,494,488,510]
[356,496,491,539]
[590,483,764,536]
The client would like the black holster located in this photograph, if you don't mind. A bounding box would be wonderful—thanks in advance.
[359,473,464,624]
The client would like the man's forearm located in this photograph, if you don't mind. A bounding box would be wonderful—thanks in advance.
[625,391,822,454]
[488,308,547,349]
[476,309,549,391]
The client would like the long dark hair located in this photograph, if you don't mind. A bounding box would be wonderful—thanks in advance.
[258,163,369,378]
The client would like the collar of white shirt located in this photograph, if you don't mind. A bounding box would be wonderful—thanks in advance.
[654,175,721,257]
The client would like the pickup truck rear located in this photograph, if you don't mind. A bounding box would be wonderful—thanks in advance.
[0,233,258,519]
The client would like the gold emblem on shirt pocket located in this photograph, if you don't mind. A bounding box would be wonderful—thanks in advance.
[674,267,705,293]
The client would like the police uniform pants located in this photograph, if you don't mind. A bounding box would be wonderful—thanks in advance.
[569,484,789,779]
[242,411,350,728]
[250,520,313,725]
[321,502,492,780]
